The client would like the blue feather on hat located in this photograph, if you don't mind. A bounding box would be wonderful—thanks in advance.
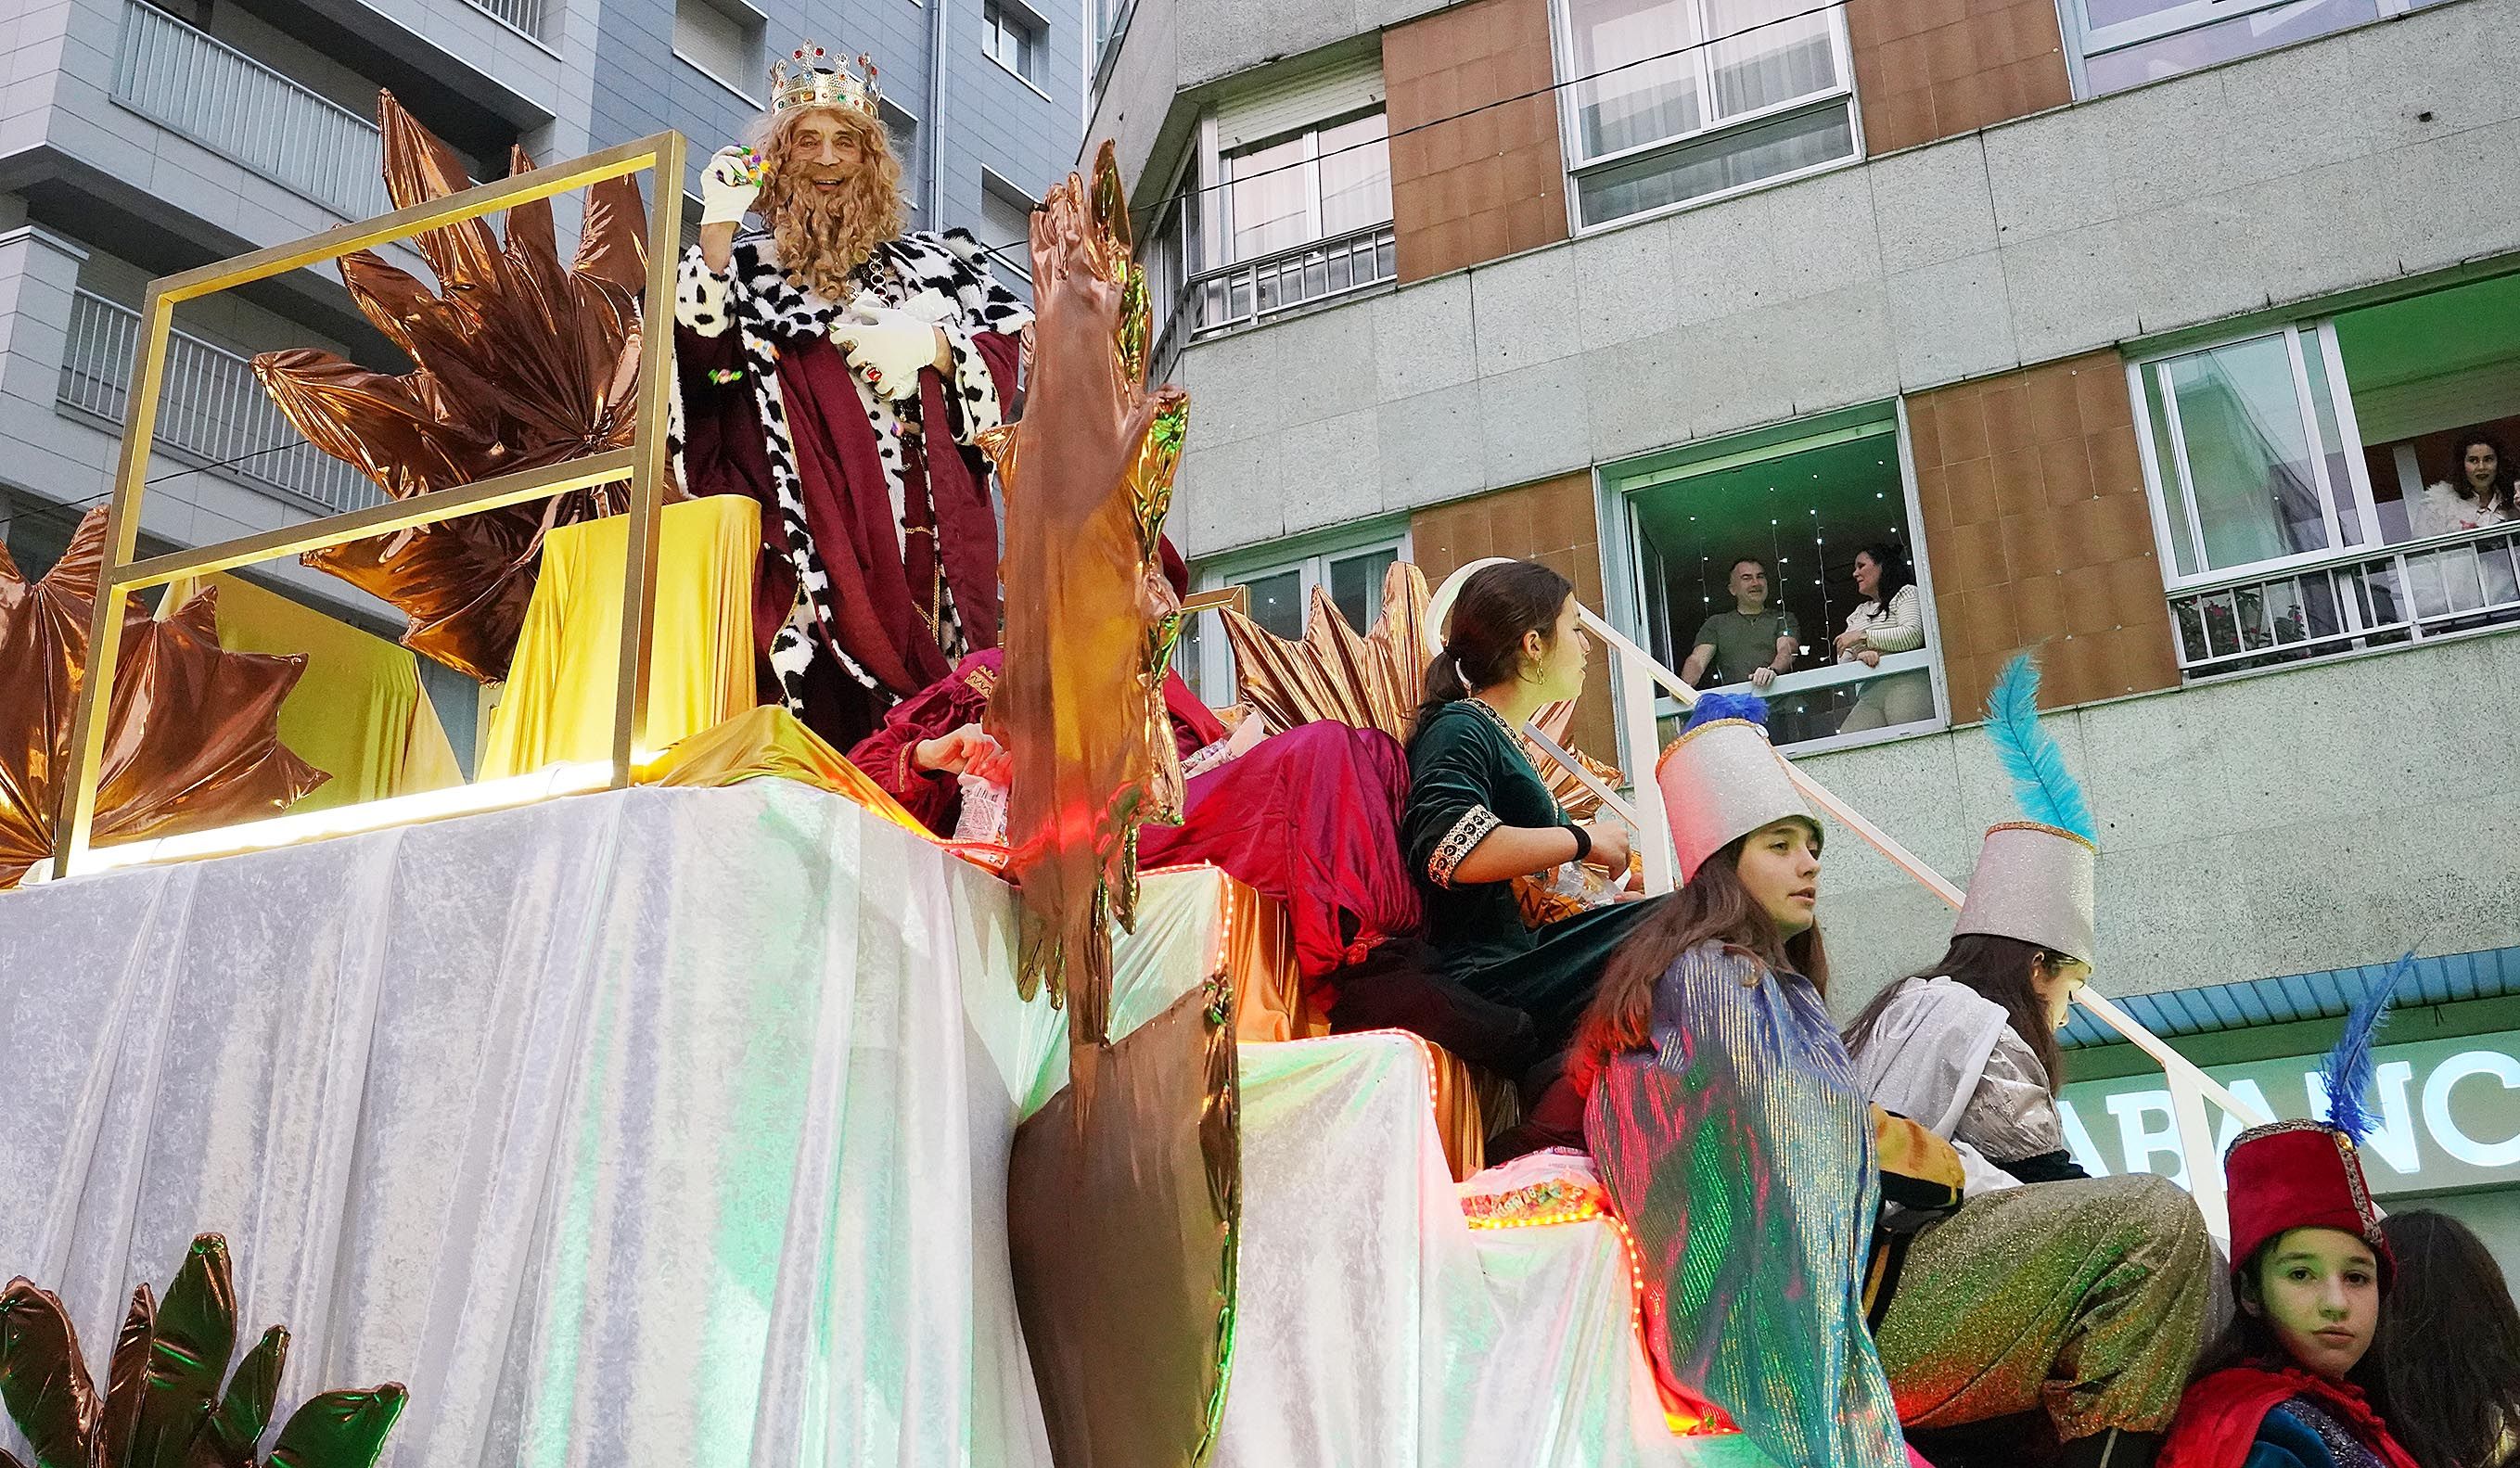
[2319,951,2414,1145]
[1682,691,1770,734]
[1984,653,2098,842]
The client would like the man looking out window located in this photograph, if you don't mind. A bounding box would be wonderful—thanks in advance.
[1681,556,1799,690]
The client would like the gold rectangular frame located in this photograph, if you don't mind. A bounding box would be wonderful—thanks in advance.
[1177,585,1249,619]
[52,130,690,878]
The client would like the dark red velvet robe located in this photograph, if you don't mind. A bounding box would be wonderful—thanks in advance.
[847,649,1421,979]
[674,306,1020,750]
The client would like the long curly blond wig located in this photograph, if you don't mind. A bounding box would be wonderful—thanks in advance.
[753,104,908,303]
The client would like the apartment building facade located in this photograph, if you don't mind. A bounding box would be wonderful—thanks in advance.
[1094,0,2520,1262]
[0,0,1086,764]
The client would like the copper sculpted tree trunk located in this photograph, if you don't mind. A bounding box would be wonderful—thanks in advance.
[981,142,1189,1066]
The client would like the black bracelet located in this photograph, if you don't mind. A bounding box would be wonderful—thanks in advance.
[1565,823,1592,865]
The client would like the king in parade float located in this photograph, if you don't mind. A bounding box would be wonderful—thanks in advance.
[671,43,1032,751]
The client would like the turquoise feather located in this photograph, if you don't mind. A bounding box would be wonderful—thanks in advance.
[1983,653,2098,841]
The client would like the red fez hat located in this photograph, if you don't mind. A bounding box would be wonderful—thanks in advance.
[1158,536,1190,600]
[2224,1118,2395,1289]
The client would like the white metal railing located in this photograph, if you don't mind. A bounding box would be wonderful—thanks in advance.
[1185,223,1398,339]
[1427,557,2272,1242]
[112,0,390,220]
[58,290,384,514]
[2170,524,2520,676]
[1651,648,1937,755]
[461,0,555,41]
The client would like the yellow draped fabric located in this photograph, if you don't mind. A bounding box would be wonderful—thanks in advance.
[158,571,462,812]
[638,705,934,838]
[479,495,761,780]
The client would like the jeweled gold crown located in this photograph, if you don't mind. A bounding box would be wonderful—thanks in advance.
[770,43,879,115]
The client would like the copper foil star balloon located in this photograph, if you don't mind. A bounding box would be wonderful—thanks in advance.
[980,140,1189,1063]
[0,508,326,887]
[251,91,650,682]
[0,1234,404,1468]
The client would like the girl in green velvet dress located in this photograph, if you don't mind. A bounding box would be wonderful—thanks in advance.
[1400,559,1666,1152]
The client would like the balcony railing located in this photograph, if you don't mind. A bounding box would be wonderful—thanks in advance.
[2169,525,2520,677]
[462,0,556,43]
[1156,223,1399,371]
[58,290,384,515]
[1652,648,1938,755]
[112,0,390,221]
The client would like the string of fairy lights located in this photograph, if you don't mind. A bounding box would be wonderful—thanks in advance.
[1675,457,1907,662]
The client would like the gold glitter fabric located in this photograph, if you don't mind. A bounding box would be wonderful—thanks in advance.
[1586,939,1908,1468]
[1873,1173,2213,1439]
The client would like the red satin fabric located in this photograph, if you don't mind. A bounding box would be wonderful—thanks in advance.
[2160,1365,2418,1468]
[849,652,1415,981]
[672,317,1019,747]
[1138,721,1419,983]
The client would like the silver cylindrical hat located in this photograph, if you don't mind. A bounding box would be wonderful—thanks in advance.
[1656,718,1819,883]
[1952,821,2097,964]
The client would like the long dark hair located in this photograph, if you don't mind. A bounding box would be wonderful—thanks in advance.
[1413,560,1574,742]
[2373,1210,2520,1468]
[1856,541,1913,606]
[1842,933,2067,1092]
[2196,1231,2387,1393]
[2445,432,2517,517]
[1575,832,1829,1078]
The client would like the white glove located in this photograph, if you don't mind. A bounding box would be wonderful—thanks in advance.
[830,300,940,402]
[699,146,765,228]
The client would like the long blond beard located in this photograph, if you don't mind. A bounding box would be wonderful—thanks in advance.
[762,156,905,304]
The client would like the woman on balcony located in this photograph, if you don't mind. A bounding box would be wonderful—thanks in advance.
[1843,653,2213,1468]
[2410,433,2514,539]
[1834,542,1932,734]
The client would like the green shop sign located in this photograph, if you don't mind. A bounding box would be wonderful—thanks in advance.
[2056,1032,2520,1195]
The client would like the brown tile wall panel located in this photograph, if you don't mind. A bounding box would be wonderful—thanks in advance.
[1847,0,2073,154]
[1409,473,1618,760]
[1910,352,2181,719]
[1384,0,1571,283]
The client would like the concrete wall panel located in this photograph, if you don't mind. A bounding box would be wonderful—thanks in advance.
[1167,0,2520,564]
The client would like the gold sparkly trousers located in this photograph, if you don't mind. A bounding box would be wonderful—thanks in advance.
[1873,1173,2214,1441]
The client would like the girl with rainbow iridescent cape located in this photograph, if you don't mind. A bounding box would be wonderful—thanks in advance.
[1576,692,1909,1468]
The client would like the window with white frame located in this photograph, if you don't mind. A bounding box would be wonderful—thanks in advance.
[2134,325,2376,584]
[2062,0,2445,97]
[1554,0,1858,230]
[982,1,1044,85]
[1181,530,1409,705]
[2133,279,2520,677]
[673,0,764,99]
[1221,111,1391,263]
[1606,404,1941,754]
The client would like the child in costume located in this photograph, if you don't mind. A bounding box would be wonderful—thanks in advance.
[2372,1209,2520,1468]
[2159,967,2421,1468]
[1848,654,2215,1468]
[1577,692,1909,1468]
